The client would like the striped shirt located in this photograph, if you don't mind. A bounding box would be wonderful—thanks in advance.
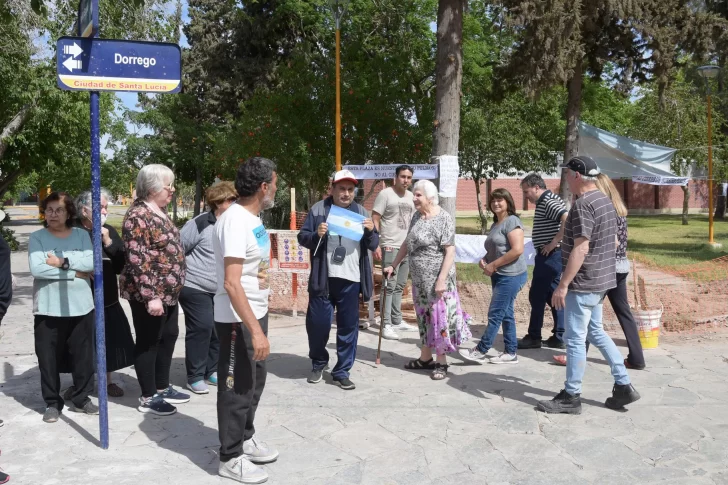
[562,190,617,293]
[532,190,568,250]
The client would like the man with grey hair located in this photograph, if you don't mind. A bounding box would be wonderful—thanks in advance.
[213,157,279,483]
[538,156,640,415]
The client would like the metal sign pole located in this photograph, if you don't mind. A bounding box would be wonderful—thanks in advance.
[90,89,109,449]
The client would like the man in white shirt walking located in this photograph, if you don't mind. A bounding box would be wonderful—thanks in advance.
[372,165,418,340]
[213,157,279,484]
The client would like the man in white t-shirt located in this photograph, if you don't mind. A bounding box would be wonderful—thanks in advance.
[372,165,417,340]
[213,157,279,484]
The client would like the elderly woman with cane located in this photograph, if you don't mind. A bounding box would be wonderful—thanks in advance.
[383,180,471,380]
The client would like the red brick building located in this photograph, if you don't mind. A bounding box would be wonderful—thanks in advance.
[359,177,713,216]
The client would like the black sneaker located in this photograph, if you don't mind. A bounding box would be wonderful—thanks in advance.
[517,335,542,349]
[71,401,99,415]
[334,378,356,390]
[605,383,641,410]
[537,389,582,414]
[307,369,324,384]
[544,336,566,349]
[43,407,61,423]
[138,395,177,416]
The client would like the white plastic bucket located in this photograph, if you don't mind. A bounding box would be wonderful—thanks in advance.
[634,305,663,349]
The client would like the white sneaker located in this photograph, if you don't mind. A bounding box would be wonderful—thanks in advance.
[358,320,370,330]
[489,353,519,364]
[243,436,279,464]
[219,455,268,484]
[392,322,418,332]
[382,325,400,340]
[458,347,499,364]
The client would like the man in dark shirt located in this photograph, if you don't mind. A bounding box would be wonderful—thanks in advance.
[518,173,567,349]
[538,156,640,415]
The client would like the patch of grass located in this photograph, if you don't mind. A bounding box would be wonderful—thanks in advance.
[457,216,534,235]
[456,263,534,283]
[626,215,728,267]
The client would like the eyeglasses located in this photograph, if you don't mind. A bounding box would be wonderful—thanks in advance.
[163,184,176,192]
[44,208,67,216]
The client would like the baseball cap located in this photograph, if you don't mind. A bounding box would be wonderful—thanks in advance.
[332,169,358,185]
[560,156,601,176]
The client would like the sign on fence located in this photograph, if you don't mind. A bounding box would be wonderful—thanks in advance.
[344,164,438,180]
[272,230,310,273]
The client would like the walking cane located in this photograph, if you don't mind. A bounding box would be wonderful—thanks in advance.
[376,268,391,365]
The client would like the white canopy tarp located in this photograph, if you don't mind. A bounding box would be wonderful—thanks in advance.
[577,122,688,186]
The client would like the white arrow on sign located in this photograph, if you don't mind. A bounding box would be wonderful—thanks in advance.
[63,42,83,58]
[63,57,83,72]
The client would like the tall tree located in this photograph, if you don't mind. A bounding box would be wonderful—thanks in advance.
[497,0,724,204]
[629,72,726,225]
[432,0,465,220]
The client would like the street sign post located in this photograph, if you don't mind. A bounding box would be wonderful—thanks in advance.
[77,0,98,37]
[55,3,181,450]
[56,37,182,93]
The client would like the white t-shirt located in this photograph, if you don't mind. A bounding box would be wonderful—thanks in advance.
[372,187,414,248]
[213,204,271,321]
[326,232,361,282]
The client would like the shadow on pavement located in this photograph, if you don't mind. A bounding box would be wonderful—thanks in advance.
[114,357,219,476]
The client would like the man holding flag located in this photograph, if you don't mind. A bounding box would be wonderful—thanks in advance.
[298,170,379,390]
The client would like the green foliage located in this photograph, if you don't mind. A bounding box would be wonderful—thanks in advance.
[629,72,727,179]
[1,227,19,251]
[0,0,178,201]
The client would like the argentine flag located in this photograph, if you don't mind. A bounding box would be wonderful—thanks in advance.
[327,205,366,242]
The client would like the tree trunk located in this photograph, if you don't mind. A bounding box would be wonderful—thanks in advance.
[432,0,465,221]
[562,57,584,207]
[681,185,689,225]
[474,178,488,234]
[0,168,22,201]
[714,182,726,219]
[194,164,202,217]
[0,104,34,161]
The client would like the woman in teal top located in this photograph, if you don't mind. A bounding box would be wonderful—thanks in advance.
[29,192,97,423]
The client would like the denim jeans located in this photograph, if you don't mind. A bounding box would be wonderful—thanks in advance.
[476,272,528,355]
[565,291,630,395]
[527,249,565,341]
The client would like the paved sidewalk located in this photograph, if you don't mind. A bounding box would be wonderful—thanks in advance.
[1,217,728,484]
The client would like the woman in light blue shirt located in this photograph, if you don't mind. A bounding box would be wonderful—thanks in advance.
[29,192,96,423]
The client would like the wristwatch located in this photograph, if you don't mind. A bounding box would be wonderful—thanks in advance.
[61,257,70,271]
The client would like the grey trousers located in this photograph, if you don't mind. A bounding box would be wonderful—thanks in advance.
[381,247,410,326]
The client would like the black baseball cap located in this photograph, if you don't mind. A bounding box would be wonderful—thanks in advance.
[560,156,601,176]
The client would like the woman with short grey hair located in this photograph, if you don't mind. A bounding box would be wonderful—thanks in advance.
[70,188,135,398]
[384,180,471,380]
[120,164,189,415]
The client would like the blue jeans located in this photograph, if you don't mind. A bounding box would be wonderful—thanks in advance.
[476,272,528,355]
[527,249,565,341]
[564,291,630,395]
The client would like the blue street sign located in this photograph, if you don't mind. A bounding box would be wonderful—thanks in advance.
[77,0,98,37]
[56,37,182,93]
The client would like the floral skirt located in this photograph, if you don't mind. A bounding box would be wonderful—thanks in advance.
[412,280,472,355]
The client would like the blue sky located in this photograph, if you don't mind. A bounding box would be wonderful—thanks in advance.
[108,1,190,156]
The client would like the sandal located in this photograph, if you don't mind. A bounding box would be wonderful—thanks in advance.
[107,383,124,397]
[431,364,449,380]
[404,358,436,370]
